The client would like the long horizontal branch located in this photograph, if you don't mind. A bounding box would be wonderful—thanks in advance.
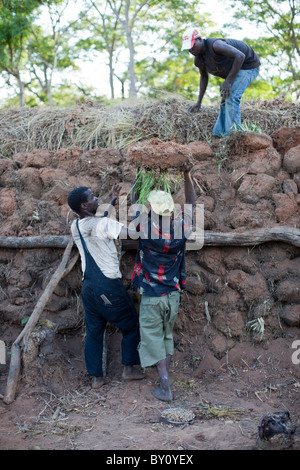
[203,226,300,248]
[0,236,71,248]
[0,227,299,249]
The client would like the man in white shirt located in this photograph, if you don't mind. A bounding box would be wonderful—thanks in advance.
[67,185,145,389]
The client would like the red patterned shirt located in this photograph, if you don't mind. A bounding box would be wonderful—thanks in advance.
[131,209,193,296]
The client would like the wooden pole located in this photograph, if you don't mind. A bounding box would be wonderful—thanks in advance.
[0,236,71,248]
[0,227,299,249]
[3,240,77,405]
[3,344,22,406]
[203,227,300,248]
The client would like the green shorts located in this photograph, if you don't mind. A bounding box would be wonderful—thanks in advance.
[138,291,181,368]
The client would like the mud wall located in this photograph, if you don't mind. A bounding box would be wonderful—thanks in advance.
[0,127,299,367]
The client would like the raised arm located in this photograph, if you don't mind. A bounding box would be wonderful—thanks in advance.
[184,164,196,206]
[101,184,121,217]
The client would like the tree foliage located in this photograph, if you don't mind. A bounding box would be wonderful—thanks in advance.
[0,0,86,106]
[228,0,300,100]
[0,0,44,105]
[78,0,217,100]
[26,0,83,105]
[0,0,299,106]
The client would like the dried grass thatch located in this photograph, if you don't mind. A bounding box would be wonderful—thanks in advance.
[0,97,299,159]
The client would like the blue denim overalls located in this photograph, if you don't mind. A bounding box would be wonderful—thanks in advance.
[76,220,140,377]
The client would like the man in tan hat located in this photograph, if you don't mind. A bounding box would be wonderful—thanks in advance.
[182,27,260,137]
[131,166,195,402]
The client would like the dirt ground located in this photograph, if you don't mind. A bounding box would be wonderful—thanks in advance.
[0,327,300,451]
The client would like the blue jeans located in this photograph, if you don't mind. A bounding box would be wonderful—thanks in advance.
[213,67,260,137]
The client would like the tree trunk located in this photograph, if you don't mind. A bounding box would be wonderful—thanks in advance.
[202,227,300,248]
[109,51,115,99]
[124,0,137,99]
[47,80,52,106]
[127,32,137,99]
[0,236,71,248]
[17,76,24,108]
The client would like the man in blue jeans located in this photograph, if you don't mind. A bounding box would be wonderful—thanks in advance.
[182,27,260,137]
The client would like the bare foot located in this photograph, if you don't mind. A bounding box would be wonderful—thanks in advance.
[92,376,108,389]
[151,387,172,402]
[122,366,145,381]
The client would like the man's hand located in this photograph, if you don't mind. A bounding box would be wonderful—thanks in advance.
[220,80,232,99]
[188,102,201,113]
[183,161,193,174]
[111,184,121,204]
[183,163,196,206]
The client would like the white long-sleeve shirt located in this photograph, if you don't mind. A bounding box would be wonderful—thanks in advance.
[71,216,123,279]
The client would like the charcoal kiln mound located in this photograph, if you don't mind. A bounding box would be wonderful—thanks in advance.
[0,99,299,450]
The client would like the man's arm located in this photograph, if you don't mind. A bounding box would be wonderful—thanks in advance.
[189,57,208,113]
[101,184,121,217]
[117,182,141,240]
[184,165,196,206]
[212,40,245,99]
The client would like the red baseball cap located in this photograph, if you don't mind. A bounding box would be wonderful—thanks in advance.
[181,28,201,50]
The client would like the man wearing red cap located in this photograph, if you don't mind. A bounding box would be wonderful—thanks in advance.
[182,27,260,138]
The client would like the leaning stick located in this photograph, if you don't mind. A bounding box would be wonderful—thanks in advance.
[3,239,77,405]
[2,343,22,406]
